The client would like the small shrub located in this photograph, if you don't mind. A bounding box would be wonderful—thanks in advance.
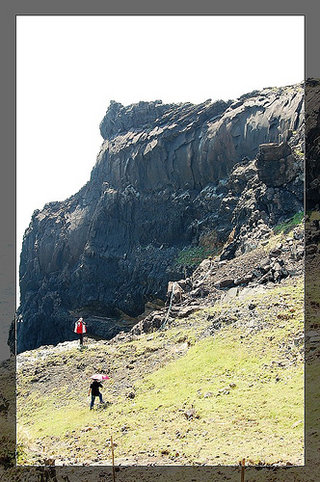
[176,230,222,268]
[175,246,213,267]
[294,148,304,159]
[273,212,304,235]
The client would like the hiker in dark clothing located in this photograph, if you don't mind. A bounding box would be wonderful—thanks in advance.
[89,380,104,409]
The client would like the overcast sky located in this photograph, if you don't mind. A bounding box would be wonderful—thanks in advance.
[16,15,304,303]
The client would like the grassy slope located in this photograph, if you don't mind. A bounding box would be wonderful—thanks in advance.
[17,277,304,467]
[0,360,15,468]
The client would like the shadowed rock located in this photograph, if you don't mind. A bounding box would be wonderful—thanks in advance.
[17,84,304,352]
[256,142,299,186]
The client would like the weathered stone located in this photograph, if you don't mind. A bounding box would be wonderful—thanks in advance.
[17,84,304,352]
[270,248,282,258]
[177,306,200,318]
[183,408,198,420]
[215,279,234,289]
[256,143,299,187]
[219,241,238,261]
[234,275,252,286]
[293,229,304,240]
[257,142,291,162]
[167,281,184,302]
[221,287,238,300]
[204,392,213,398]
[306,244,318,255]
[258,272,273,284]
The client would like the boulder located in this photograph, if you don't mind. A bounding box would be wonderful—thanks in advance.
[183,408,199,420]
[306,244,318,256]
[177,306,201,318]
[256,142,299,187]
[214,279,234,289]
[258,142,291,161]
[234,275,253,286]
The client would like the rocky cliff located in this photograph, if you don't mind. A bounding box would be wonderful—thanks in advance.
[17,84,304,352]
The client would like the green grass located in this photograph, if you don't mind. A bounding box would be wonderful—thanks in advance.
[273,211,304,235]
[17,279,304,466]
[175,246,216,267]
[294,148,304,159]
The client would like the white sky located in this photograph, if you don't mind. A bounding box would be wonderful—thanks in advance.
[16,15,304,304]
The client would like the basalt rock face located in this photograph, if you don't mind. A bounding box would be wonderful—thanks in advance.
[305,79,320,210]
[17,84,304,352]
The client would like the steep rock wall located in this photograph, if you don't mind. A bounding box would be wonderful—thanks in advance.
[17,84,304,352]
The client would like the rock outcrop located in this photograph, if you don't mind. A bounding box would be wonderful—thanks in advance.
[129,222,304,337]
[306,78,320,210]
[17,83,304,352]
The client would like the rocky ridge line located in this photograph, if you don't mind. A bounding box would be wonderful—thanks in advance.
[17,84,304,352]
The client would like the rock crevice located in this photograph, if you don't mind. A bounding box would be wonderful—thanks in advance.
[17,83,304,352]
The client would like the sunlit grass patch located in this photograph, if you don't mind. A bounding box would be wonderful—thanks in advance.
[17,278,304,465]
[273,211,304,235]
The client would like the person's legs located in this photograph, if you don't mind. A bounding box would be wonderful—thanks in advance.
[90,395,95,409]
[99,393,104,404]
[80,333,83,346]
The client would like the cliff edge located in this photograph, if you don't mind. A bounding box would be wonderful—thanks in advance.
[17,83,304,352]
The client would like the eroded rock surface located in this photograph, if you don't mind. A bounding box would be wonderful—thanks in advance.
[17,84,304,352]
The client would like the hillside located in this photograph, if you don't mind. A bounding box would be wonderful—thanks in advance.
[17,223,304,467]
[17,83,304,352]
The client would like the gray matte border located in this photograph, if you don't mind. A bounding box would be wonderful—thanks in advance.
[0,1,319,480]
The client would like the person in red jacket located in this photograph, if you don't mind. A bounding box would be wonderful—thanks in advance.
[74,317,87,346]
